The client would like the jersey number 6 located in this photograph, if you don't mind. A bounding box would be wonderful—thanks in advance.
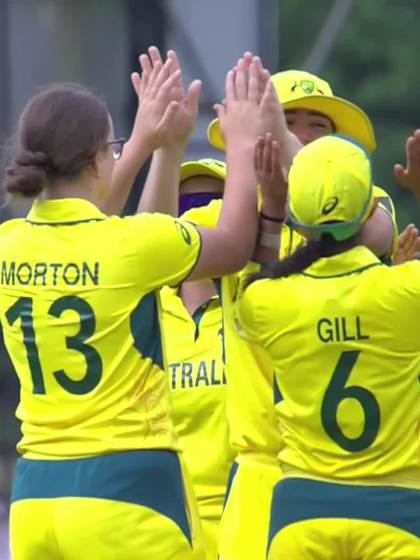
[6,296,103,395]
[321,350,380,452]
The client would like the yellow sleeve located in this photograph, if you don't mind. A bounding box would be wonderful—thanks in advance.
[234,279,271,346]
[125,212,202,290]
[372,185,398,262]
[180,199,222,228]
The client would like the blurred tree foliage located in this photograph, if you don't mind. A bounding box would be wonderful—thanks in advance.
[278,0,420,228]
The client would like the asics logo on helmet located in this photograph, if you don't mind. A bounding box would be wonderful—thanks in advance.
[321,196,339,215]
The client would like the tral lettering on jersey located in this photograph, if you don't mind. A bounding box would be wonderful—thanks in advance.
[170,359,227,389]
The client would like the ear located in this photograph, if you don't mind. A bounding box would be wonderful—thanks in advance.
[90,149,107,179]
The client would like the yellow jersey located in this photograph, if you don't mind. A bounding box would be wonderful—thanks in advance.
[160,286,235,514]
[0,198,201,459]
[237,246,420,489]
[182,200,304,461]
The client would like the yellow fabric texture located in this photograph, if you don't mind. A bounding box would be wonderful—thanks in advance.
[219,461,282,560]
[11,498,205,560]
[268,518,420,560]
[182,199,304,459]
[237,246,420,489]
[0,199,201,459]
[200,516,220,560]
[160,287,235,559]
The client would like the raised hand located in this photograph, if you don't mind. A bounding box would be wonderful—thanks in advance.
[214,55,272,148]
[106,46,199,215]
[215,54,293,167]
[255,133,288,219]
[130,46,201,151]
[393,223,420,264]
[394,130,420,198]
[155,50,201,148]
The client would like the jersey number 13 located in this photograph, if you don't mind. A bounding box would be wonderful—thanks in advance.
[6,296,102,395]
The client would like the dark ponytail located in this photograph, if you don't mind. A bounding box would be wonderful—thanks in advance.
[247,233,359,286]
[4,83,110,198]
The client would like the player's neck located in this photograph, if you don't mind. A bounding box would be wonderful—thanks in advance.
[40,174,104,207]
[179,280,218,316]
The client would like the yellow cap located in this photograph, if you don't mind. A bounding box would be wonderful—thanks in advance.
[180,158,226,183]
[207,69,376,154]
[288,135,374,241]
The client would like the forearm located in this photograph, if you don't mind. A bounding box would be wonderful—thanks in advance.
[218,141,259,266]
[137,144,185,215]
[188,142,259,281]
[103,135,153,216]
[253,214,283,264]
[254,185,288,264]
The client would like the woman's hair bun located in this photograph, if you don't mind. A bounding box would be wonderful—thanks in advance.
[5,150,51,198]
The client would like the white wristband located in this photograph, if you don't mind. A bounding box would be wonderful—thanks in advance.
[258,231,280,249]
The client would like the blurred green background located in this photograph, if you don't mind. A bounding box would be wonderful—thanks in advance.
[278,0,420,228]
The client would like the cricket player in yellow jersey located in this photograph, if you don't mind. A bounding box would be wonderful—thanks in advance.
[203,64,402,560]
[123,49,302,560]
[180,167,304,560]
[160,159,235,559]
[237,135,420,559]
[0,52,281,559]
[209,69,401,264]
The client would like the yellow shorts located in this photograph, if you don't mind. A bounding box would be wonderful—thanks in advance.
[219,458,282,560]
[268,478,420,560]
[10,450,205,560]
[200,514,219,560]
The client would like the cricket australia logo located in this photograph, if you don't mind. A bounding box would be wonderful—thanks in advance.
[291,80,324,96]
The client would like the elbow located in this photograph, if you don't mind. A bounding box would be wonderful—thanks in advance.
[228,242,255,272]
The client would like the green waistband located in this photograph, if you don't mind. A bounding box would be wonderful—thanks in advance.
[12,449,191,544]
[269,477,420,546]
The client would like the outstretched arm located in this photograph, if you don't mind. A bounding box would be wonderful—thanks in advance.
[138,49,201,216]
[102,47,198,215]
[188,55,286,280]
[252,133,289,263]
